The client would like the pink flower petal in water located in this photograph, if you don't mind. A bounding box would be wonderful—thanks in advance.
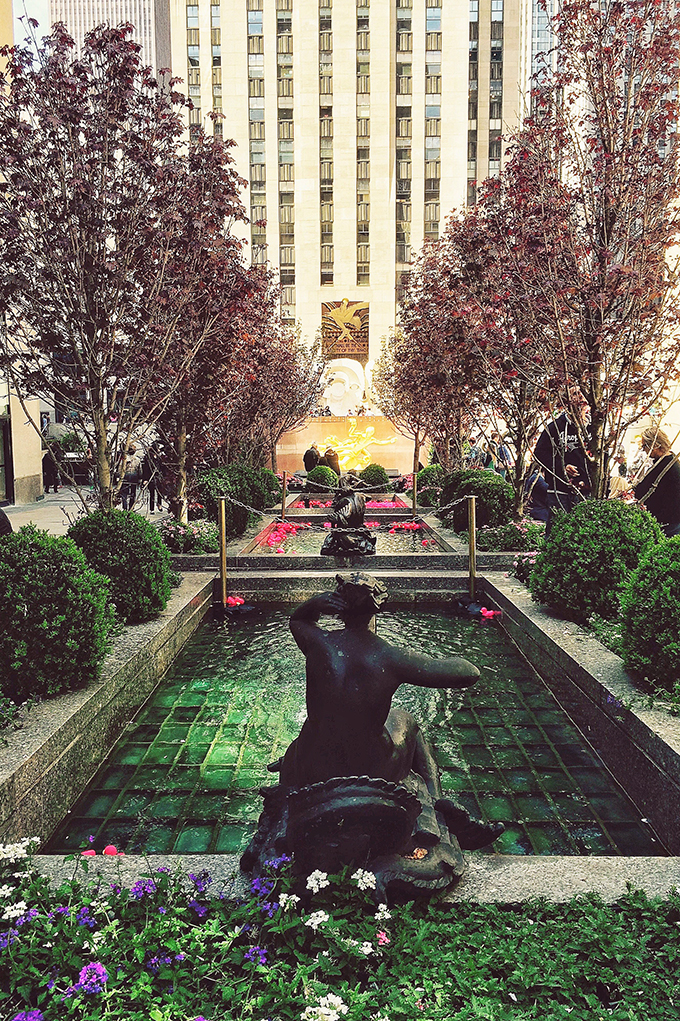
[81,849,96,856]
[103,845,118,855]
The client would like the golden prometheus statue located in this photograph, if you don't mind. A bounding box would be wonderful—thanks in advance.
[323,418,395,472]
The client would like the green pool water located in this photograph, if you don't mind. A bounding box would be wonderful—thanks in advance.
[253,523,440,555]
[45,609,665,857]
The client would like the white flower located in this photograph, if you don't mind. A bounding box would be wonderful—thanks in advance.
[0,885,15,898]
[352,868,377,891]
[360,941,374,955]
[2,900,27,920]
[374,903,391,921]
[0,837,38,863]
[279,892,301,910]
[306,869,330,893]
[301,993,349,1020]
[304,909,330,931]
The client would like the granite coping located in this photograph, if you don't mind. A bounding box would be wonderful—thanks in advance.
[30,853,680,904]
[0,574,215,843]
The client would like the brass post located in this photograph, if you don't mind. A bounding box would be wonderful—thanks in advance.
[281,470,288,521]
[468,495,476,600]
[219,496,227,610]
[412,471,417,520]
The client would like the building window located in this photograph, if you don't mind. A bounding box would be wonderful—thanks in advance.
[247,10,263,33]
[187,45,199,67]
[212,45,221,66]
[211,5,220,26]
[186,5,199,28]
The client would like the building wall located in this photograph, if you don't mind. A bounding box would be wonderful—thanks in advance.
[50,0,165,72]
[171,0,530,388]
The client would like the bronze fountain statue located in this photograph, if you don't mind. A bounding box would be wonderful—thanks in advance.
[320,476,376,557]
[241,573,504,897]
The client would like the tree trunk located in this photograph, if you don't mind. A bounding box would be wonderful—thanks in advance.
[94,413,113,511]
[412,429,422,477]
[175,419,188,524]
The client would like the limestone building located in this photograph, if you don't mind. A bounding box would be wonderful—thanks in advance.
[169,0,532,411]
[50,0,171,72]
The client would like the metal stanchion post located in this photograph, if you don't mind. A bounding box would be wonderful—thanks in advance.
[412,472,418,520]
[219,496,227,611]
[468,495,476,600]
[281,471,288,522]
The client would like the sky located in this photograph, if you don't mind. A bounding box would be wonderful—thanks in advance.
[12,0,51,46]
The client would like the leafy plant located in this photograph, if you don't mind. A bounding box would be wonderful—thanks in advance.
[358,463,390,491]
[306,464,339,492]
[439,469,515,531]
[0,525,114,704]
[68,511,171,624]
[512,550,540,584]
[3,842,680,1021]
[529,500,662,621]
[415,464,445,507]
[157,519,220,554]
[619,536,680,692]
[460,519,545,552]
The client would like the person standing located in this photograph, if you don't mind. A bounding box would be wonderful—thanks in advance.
[0,505,12,537]
[633,428,680,538]
[324,447,341,477]
[303,443,320,473]
[42,444,60,493]
[142,442,164,514]
[533,403,591,536]
[120,445,141,511]
[491,431,513,480]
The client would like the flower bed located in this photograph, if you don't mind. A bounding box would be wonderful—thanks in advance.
[2,841,680,1021]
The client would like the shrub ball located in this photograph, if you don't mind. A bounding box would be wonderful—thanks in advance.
[0,525,115,704]
[529,499,662,621]
[619,536,680,693]
[439,469,514,530]
[69,510,171,624]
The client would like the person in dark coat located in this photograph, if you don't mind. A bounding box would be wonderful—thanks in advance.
[533,403,591,535]
[42,445,60,493]
[142,443,164,513]
[303,443,320,473]
[0,506,12,537]
[633,427,680,538]
[324,447,341,477]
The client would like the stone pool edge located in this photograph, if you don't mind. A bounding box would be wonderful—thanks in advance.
[0,573,215,845]
[29,852,680,905]
[483,575,680,857]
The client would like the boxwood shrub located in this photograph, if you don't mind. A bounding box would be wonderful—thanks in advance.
[359,462,390,491]
[438,469,514,530]
[306,464,339,492]
[195,464,282,535]
[68,510,171,624]
[462,518,546,551]
[529,499,662,621]
[0,525,115,704]
[415,463,445,507]
[619,537,680,693]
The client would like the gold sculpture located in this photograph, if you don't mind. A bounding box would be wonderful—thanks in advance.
[323,418,395,471]
[323,299,370,342]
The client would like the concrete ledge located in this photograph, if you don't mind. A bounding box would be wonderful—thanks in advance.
[484,576,680,855]
[0,574,215,844]
[31,852,680,904]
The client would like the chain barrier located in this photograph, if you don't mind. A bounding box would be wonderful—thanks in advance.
[218,490,422,534]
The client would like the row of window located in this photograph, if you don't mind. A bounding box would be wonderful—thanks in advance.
[319,5,333,284]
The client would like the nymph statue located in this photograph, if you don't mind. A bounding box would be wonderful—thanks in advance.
[320,477,377,556]
[241,573,504,896]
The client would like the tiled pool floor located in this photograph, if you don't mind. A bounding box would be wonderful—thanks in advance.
[45,609,665,857]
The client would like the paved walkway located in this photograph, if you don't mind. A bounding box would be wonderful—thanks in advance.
[3,488,164,536]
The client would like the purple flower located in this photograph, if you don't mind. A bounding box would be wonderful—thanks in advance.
[263,854,291,870]
[109,883,121,895]
[16,908,39,927]
[250,877,275,898]
[87,834,95,844]
[11,1011,44,1021]
[76,962,108,994]
[188,870,212,894]
[158,906,167,915]
[244,945,268,966]
[130,878,157,900]
[260,901,279,918]
[175,953,186,961]
[76,906,96,929]
[0,928,18,949]
[156,866,170,874]
[146,953,172,974]
[188,898,208,918]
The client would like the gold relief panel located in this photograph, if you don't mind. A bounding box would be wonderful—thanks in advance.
[321,299,369,364]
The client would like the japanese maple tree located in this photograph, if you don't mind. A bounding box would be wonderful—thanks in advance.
[0,23,249,510]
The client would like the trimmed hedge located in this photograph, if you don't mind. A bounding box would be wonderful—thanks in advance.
[438,469,514,531]
[69,510,171,624]
[194,464,282,536]
[306,464,339,492]
[0,525,114,704]
[619,537,680,693]
[415,464,445,507]
[359,462,390,491]
[529,499,662,621]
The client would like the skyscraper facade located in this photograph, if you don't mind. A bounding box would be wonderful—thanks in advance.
[50,0,171,72]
